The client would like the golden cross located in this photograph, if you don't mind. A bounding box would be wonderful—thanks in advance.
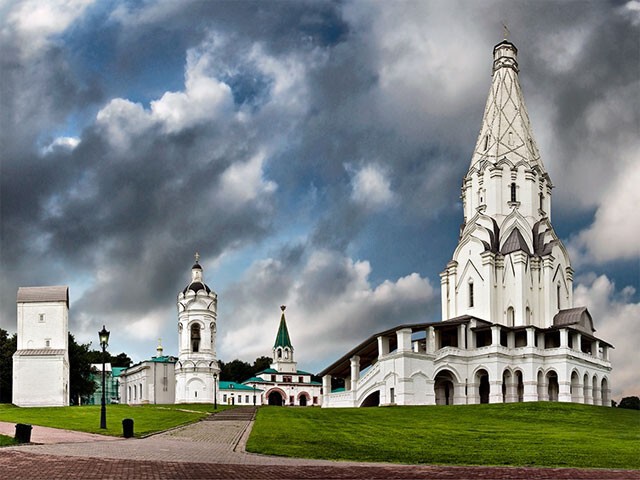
[502,21,510,40]
[195,252,200,263]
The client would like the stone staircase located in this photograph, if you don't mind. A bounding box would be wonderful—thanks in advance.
[204,406,257,422]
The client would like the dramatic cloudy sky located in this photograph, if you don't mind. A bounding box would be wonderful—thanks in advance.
[1,0,638,399]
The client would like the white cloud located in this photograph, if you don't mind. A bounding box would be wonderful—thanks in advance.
[349,163,394,211]
[150,47,234,133]
[6,0,94,56]
[42,135,80,154]
[215,150,277,209]
[219,249,436,371]
[570,154,640,263]
[574,274,640,399]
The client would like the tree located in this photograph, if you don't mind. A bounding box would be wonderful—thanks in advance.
[68,333,97,405]
[220,359,253,383]
[0,329,17,403]
[252,356,272,375]
[86,349,132,368]
[618,396,640,410]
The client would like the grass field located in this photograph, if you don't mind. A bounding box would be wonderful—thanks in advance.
[0,403,228,437]
[246,402,640,469]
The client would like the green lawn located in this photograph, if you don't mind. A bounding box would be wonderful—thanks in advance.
[246,402,640,469]
[0,434,18,447]
[0,403,230,437]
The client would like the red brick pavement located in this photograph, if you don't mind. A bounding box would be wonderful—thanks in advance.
[0,450,637,480]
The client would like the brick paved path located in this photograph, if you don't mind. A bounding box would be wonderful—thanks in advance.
[1,407,637,479]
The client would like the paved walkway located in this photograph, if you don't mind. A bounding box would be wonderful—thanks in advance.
[0,407,637,479]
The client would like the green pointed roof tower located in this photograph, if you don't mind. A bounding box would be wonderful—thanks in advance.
[273,305,293,350]
[271,305,297,373]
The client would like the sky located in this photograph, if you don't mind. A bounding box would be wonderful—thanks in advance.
[0,0,638,400]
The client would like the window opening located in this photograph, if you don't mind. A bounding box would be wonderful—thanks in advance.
[191,324,201,352]
[469,281,474,308]
[510,182,517,202]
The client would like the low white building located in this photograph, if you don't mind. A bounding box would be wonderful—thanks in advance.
[242,306,322,406]
[13,286,70,407]
[320,38,612,408]
[119,343,177,405]
[218,381,263,406]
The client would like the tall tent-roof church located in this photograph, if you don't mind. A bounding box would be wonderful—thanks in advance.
[320,38,613,408]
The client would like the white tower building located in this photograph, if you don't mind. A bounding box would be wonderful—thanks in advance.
[13,286,70,407]
[175,254,219,403]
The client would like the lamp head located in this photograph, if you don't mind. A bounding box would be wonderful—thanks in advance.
[98,325,110,348]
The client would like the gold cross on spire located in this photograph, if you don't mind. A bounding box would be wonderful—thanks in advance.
[194,252,200,263]
[502,21,510,40]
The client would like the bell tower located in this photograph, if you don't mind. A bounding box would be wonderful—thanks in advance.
[175,253,219,403]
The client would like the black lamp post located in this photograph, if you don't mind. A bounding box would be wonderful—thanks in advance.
[253,384,256,406]
[98,325,110,429]
[213,372,218,410]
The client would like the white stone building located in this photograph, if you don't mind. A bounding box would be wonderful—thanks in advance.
[175,254,220,403]
[118,343,177,405]
[218,381,263,406]
[320,39,613,408]
[242,306,322,406]
[13,286,70,407]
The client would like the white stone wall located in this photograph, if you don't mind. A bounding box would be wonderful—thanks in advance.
[13,355,69,407]
[120,361,176,405]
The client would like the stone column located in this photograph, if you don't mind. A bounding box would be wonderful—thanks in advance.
[396,328,412,352]
[426,327,436,354]
[591,340,600,358]
[350,356,360,390]
[458,323,466,349]
[526,327,536,348]
[491,325,501,347]
[489,379,503,404]
[377,336,389,358]
[559,329,568,348]
[322,374,332,405]
[574,332,582,352]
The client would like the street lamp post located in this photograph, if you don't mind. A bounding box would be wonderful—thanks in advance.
[253,384,256,406]
[213,372,218,410]
[98,325,110,429]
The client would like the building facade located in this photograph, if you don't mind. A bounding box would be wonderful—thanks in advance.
[13,286,70,407]
[87,363,123,405]
[242,306,322,406]
[320,39,613,408]
[175,254,220,403]
[119,343,177,405]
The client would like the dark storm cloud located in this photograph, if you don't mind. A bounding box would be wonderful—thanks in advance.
[1,0,638,394]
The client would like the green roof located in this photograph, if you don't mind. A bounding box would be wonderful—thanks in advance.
[273,307,293,349]
[219,381,262,391]
[256,368,312,376]
[111,367,126,377]
[332,387,346,393]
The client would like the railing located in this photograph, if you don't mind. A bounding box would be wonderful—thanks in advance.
[356,362,380,390]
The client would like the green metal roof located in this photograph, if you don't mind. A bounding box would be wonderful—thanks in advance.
[273,306,293,350]
[111,367,126,377]
[219,381,262,391]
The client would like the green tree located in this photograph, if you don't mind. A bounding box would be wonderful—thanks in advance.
[220,359,253,383]
[0,329,17,403]
[618,396,640,410]
[252,356,272,375]
[68,333,97,405]
[86,349,132,368]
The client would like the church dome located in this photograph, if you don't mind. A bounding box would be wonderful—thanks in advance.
[182,281,211,294]
[181,253,213,295]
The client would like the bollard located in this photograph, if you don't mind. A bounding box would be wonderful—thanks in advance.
[14,423,32,443]
[122,418,134,438]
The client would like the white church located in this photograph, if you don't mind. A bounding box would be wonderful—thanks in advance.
[320,39,613,408]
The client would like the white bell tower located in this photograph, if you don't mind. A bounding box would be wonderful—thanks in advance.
[175,253,219,403]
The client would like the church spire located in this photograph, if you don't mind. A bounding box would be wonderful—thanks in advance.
[469,38,545,174]
[273,305,293,350]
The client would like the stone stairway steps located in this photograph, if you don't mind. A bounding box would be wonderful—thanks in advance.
[205,406,257,422]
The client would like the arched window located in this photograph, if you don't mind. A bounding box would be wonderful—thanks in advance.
[483,134,489,151]
[510,182,517,202]
[277,348,282,359]
[191,324,201,353]
[539,192,544,211]
[557,284,561,309]
[468,280,474,308]
[284,348,289,359]
[506,307,515,327]
[525,306,531,324]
